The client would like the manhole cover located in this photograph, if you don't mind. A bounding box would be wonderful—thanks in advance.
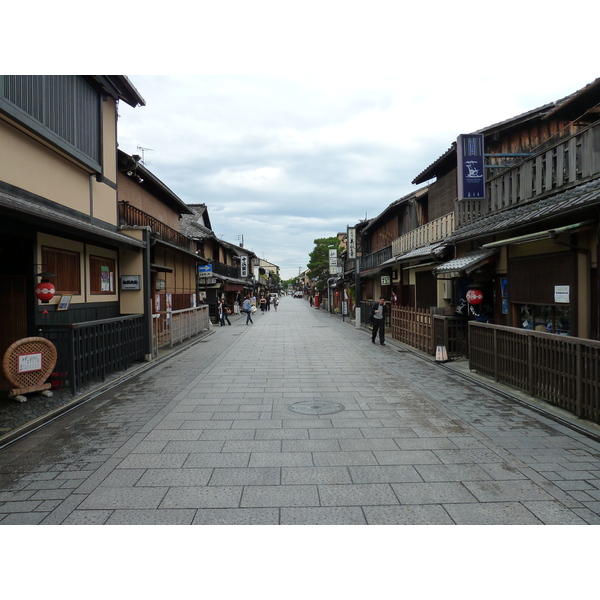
[288,401,345,415]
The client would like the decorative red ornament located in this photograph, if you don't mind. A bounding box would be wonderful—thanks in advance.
[466,289,483,305]
[35,280,56,303]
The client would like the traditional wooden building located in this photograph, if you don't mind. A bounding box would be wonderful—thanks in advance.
[0,75,148,394]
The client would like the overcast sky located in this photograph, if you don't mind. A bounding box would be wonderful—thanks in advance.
[13,1,600,280]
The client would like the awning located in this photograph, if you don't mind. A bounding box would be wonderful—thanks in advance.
[393,242,448,263]
[0,189,146,249]
[433,249,498,278]
[481,220,595,249]
[151,263,173,273]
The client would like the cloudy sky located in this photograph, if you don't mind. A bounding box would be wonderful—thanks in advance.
[14,1,600,280]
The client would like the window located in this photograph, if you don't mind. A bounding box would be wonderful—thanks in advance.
[90,256,115,294]
[519,304,571,336]
[41,247,81,295]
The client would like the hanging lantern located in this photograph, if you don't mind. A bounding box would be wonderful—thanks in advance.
[466,289,483,305]
[35,280,56,303]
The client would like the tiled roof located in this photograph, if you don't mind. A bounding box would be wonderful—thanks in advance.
[394,242,448,262]
[433,249,498,275]
[448,176,600,244]
[0,189,145,248]
[179,204,215,239]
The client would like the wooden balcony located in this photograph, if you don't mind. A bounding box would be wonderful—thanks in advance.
[457,121,600,227]
[119,202,196,253]
[392,213,455,256]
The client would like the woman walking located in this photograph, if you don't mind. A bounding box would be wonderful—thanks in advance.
[218,298,231,326]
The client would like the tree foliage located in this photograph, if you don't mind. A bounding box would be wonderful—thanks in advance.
[307,237,341,290]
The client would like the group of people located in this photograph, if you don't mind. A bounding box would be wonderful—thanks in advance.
[218,293,279,326]
[220,292,388,343]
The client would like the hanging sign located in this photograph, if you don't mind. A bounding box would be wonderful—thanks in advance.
[457,133,485,200]
[240,255,248,278]
[329,249,338,275]
[347,227,356,259]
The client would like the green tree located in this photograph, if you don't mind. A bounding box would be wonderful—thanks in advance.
[307,237,341,291]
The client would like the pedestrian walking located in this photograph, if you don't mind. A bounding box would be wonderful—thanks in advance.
[370,296,386,345]
[243,296,254,325]
[260,295,267,313]
[218,298,231,326]
[266,295,271,311]
[273,296,278,311]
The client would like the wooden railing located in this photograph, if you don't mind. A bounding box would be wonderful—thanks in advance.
[469,322,600,424]
[152,305,210,352]
[390,306,433,354]
[457,122,600,227]
[433,315,469,358]
[119,202,196,252]
[38,315,147,395]
[359,246,392,271]
[392,213,455,256]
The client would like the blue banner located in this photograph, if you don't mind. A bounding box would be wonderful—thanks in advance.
[457,133,485,200]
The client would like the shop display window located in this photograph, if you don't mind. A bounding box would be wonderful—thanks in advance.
[519,304,571,335]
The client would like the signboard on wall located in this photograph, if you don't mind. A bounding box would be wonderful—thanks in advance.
[121,275,141,290]
[555,285,570,303]
[457,133,485,200]
[240,255,248,278]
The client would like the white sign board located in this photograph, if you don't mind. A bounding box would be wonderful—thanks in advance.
[121,275,141,290]
[329,249,338,275]
[554,285,570,303]
[18,352,42,373]
[347,227,356,259]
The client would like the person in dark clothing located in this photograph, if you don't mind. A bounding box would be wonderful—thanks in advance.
[218,298,232,326]
[370,296,386,345]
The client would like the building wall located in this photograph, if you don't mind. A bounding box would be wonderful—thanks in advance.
[427,170,456,221]
[0,94,119,226]
[0,118,92,214]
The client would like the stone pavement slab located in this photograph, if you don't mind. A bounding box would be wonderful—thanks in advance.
[1,297,600,525]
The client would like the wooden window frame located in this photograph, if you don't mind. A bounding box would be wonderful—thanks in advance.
[41,246,81,295]
[90,255,116,295]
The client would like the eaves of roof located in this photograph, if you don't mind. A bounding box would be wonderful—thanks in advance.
[411,97,570,186]
[92,76,146,108]
[433,248,498,276]
[0,189,146,249]
[362,186,429,233]
[448,176,600,244]
[118,151,192,216]
[543,77,600,122]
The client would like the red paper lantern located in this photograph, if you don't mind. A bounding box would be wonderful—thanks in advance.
[466,289,483,305]
[35,280,56,303]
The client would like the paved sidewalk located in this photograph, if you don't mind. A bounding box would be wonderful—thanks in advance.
[1,296,600,524]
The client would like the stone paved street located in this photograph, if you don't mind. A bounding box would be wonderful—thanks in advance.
[2,296,600,525]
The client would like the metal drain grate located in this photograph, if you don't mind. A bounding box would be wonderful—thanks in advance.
[288,400,345,415]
